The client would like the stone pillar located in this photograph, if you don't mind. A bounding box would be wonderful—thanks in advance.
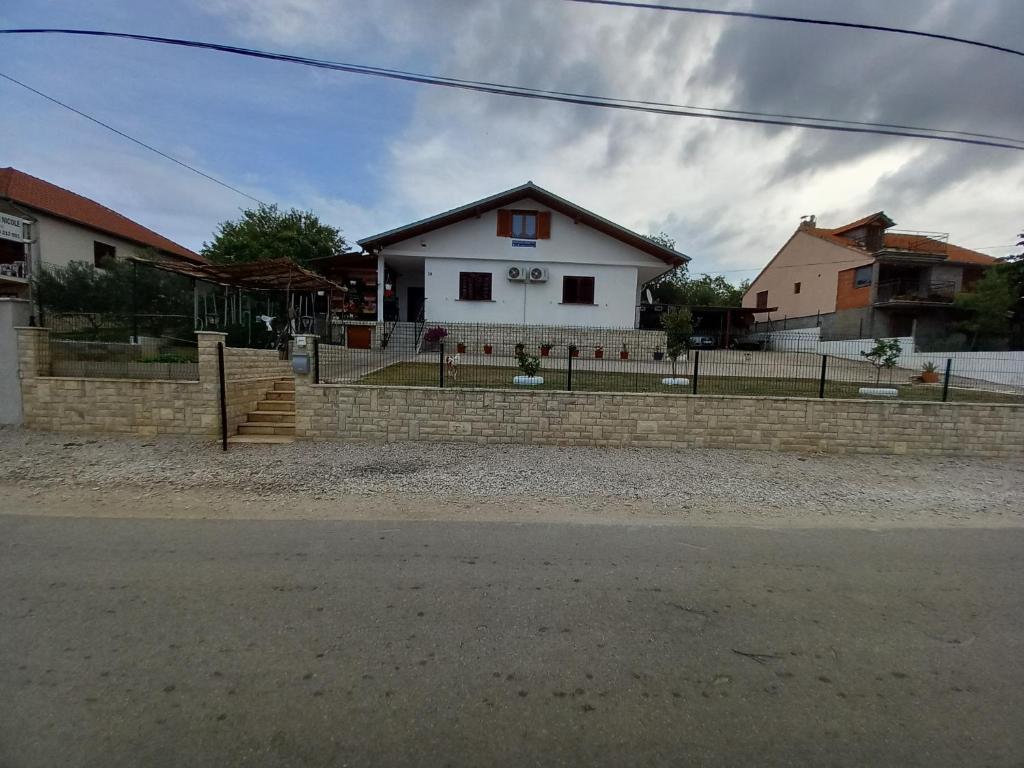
[291,334,317,438]
[195,331,227,387]
[15,325,49,428]
[1,299,32,424]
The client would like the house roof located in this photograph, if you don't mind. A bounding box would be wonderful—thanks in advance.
[358,182,688,267]
[829,211,896,235]
[801,226,995,266]
[0,167,204,264]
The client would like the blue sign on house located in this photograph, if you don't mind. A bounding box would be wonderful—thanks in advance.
[511,240,537,248]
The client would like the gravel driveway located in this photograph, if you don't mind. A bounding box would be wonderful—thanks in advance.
[2,427,1021,527]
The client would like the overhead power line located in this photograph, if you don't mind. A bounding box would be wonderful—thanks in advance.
[1,29,1023,152]
[0,71,264,204]
[564,0,1024,59]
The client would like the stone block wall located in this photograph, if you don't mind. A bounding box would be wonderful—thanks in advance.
[16,329,289,438]
[292,379,1024,458]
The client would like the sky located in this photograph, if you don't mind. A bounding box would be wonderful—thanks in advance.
[1,0,1022,283]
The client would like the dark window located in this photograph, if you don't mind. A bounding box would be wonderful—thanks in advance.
[793,282,801,294]
[459,272,492,301]
[511,211,538,239]
[755,290,768,309]
[562,276,595,305]
[854,265,873,288]
[93,241,116,269]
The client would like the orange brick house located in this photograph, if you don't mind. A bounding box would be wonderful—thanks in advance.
[742,212,995,342]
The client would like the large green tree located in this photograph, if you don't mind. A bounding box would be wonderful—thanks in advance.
[954,264,1017,348]
[202,203,346,266]
[642,232,747,307]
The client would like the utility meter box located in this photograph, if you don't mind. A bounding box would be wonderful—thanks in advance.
[292,334,313,375]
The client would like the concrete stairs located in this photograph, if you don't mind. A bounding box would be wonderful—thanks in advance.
[385,321,424,353]
[227,378,296,445]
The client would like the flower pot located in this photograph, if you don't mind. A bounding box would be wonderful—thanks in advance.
[921,371,939,383]
[483,345,493,355]
[620,351,629,360]
[570,350,580,358]
[540,347,551,357]
[456,343,466,354]
[594,350,604,359]
[653,352,664,361]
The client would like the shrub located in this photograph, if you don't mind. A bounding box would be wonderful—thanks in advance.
[515,350,542,377]
[423,326,448,344]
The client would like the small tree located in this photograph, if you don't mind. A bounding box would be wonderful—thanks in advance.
[515,349,541,377]
[661,308,693,377]
[860,338,902,384]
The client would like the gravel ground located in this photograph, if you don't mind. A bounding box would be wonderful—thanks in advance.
[2,427,1021,527]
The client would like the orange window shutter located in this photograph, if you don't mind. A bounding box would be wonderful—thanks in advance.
[496,210,512,237]
[537,211,551,239]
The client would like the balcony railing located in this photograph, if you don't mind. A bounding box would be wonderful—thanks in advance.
[875,279,956,304]
[0,259,28,280]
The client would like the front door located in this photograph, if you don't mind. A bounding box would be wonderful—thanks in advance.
[406,286,424,322]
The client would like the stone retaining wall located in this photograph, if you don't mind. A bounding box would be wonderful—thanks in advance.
[293,379,1024,458]
[429,322,666,358]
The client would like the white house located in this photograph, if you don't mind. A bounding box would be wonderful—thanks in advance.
[357,182,688,329]
[0,167,204,301]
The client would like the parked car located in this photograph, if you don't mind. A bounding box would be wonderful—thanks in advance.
[731,333,769,351]
[689,334,717,349]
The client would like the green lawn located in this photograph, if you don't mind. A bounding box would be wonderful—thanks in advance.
[353,362,1024,404]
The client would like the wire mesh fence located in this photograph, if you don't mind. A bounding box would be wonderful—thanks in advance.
[315,322,1024,404]
[45,312,199,380]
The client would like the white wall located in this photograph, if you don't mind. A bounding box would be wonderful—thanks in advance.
[425,257,639,326]
[31,211,149,273]
[0,298,31,424]
[382,197,672,328]
[767,327,1024,387]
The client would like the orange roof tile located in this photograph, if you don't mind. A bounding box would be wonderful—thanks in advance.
[0,167,203,264]
[829,211,895,235]
[802,224,996,266]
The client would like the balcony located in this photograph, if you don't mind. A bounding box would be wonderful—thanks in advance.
[875,279,956,306]
[0,259,28,282]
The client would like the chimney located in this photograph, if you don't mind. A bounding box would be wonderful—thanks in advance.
[799,214,816,230]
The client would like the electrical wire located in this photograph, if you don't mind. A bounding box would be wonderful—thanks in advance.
[564,0,1024,59]
[0,71,265,204]
[2,29,1023,151]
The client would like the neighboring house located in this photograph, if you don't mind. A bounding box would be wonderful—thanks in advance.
[0,167,204,300]
[355,182,688,329]
[742,212,995,340]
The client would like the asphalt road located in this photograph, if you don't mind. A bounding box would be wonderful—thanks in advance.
[1,515,1022,767]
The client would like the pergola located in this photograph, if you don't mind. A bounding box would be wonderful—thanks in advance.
[129,255,348,336]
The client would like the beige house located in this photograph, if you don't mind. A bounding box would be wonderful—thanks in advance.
[742,212,995,342]
[0,167,204,301]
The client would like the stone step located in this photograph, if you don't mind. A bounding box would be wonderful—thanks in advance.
[264,390,295,402]
[238,422,296,436]
[248,410,295,424]
[273,380,295,392]
[258,399,296,412]
[227,434,295,445]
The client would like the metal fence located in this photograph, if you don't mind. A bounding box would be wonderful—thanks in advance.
[316,322,1024,405]
[46,313,199,380]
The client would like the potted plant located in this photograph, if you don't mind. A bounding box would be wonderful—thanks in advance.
[652,348,664,361]
[620,342,629,360]
[456,341,467,354]
[513,348,544,386]
[920,360,940,383]
[594,345,604,359]
[483,342,493,355]
[540,342,553,357]
[423,325,448,352]
[568,344,580,358]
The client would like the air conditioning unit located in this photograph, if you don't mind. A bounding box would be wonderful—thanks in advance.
[527,266,548,283]
[507,265,526,281]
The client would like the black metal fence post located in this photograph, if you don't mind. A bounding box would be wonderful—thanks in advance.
[217,341,228,452]
[313,337,320,384]
[567,350,573,391]
[691,349,700,395]
[942,358,952,402]
[818,354,828,398]
[438,341,445,388]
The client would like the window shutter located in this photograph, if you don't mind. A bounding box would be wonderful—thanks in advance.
[496,210,512,237]
[537,211,551,239]
[581,277,595,304]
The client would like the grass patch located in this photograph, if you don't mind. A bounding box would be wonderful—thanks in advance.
[351,362,1023,404]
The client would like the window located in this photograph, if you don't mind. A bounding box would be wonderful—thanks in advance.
[497,210,551,239]
[459,272,492,301]
[756,290,768,309]
[793,282,801,294]
[93,241,116,269]
[512,211,538,239]
[854,265,873,288]
[562,276,595,305]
